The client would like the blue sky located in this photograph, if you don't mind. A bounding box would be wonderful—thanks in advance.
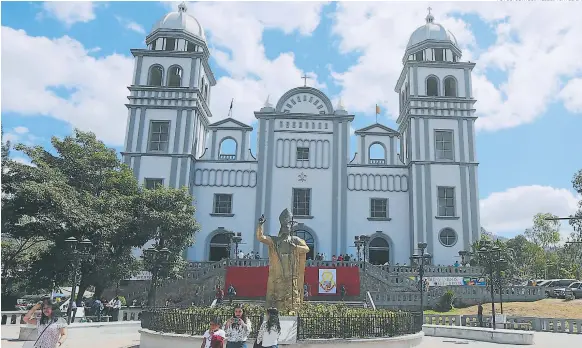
[1,1,581,238]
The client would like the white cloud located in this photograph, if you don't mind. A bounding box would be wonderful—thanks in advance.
[558,78,582,114]
[330,2,582,130]
[480,185,580,239]
[40,2,97,27]
[1,27,133,145]
[115,16,146,35]
[13,126,29,134]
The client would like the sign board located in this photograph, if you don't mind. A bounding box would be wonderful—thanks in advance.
[318,269,337,294]
[125,271,152,281]
[421,276,487,287]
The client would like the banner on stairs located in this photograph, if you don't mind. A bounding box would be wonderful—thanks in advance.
[224,266,359,297]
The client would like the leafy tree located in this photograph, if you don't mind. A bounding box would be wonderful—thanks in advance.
[524,213,561,250]
[138,185,199,305]
[4,130,147,301]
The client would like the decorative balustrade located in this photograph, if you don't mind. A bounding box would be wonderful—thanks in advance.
[1,311,25,325]
[423,314,582,334]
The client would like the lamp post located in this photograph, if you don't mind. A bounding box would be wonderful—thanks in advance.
[458,250,472,267]
[354,236,364,262]
[143,242,171,307]
[411,242,431,318]
[225,231,235,259]
[64,237,92,325]
[232,233,243,258]
[477,242,506,328]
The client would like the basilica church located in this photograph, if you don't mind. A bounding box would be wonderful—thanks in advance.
[122,4,481,266]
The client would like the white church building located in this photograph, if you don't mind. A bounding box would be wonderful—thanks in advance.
[122,4,481,266]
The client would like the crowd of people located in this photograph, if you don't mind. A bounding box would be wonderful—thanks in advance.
[202,305,281,348]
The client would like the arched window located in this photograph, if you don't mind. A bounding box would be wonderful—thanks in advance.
[167,66,183,87]
[444,77,457,97]
[148,65,163,86]
[368,143,386,165]
[426,76,439,96]
[369,237,390,265]
[219,138,237,160]
[294,230,315,260]
[439,228,457,247]
[209,233,231,261]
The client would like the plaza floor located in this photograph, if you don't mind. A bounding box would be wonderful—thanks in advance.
[1,325,581,347]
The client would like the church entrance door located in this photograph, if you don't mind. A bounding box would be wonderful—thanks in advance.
[209,233,231,261]
[368,237,390,265]
[293,230,315,260]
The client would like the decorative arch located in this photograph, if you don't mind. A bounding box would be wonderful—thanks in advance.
[367,232,395,265]
[368,142,387,164]
[204,228,232,261]
[275,87,334,114]
[438,227,458,247]
[425,75,440,97]
[167,65,183,87]
[292,223,320,261]
[444,76,457,97]
[218,137,238,160]
[147,65,164,86]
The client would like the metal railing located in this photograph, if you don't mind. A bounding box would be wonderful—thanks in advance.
[141,309,422,339]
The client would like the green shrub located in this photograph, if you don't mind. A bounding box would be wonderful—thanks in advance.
[435,290,455,312]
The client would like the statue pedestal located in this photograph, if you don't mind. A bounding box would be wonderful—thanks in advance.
[279,316,298,345]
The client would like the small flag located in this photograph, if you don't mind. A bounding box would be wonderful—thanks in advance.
[375,104,381,114]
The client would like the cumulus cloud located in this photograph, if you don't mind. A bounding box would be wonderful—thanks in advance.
[330,2,582,129]
[558,78,582,114]
[39,1,97,27]
[2,126,39,146]
[480,185,580,239]
[1,27,134,145]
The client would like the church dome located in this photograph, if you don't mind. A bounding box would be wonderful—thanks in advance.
[152,2,206,41]
[406,12,457,49]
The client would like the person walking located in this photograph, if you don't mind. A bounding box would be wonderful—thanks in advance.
[110,296,122,321]
[227,285,237,305]
[340,285,347,301]
[70,299,78,323]
[256,308,281,348]
[477,303,484,327]
[23,299,68,347]
[225,305,252,348]
[216,285,224,306]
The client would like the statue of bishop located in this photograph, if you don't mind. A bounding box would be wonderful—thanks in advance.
[256,209,309,313]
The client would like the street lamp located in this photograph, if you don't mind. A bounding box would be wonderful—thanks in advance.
[458,250,473,267]
[477,242,506,329]
[354,236,365,262]
[232,233,243,258]
[143,244,171,307]
[64,237,92,325]
[411,242,431,318]
[225,231,236,259]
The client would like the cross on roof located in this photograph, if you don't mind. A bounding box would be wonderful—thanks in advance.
[301,74,311,87]
[427,7,432,15]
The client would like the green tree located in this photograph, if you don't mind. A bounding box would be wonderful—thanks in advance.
[524,213,561,250]
[138,185,199,305]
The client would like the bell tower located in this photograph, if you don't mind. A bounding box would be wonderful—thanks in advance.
[396,9,480,264]
[122,2,215,192]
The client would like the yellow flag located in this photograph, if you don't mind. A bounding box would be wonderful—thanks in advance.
[375,104,381,114]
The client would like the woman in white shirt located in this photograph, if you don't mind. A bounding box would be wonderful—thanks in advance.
[256,308,280,348]
[225,305,252,348]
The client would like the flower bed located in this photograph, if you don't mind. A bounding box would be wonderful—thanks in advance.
[141,303,422,339]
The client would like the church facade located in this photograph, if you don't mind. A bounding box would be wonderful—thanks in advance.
[122,4,481,266]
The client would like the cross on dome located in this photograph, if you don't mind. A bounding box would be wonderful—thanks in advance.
[426,7,435,23]
[178,2,187,12]
[301,74,311,87]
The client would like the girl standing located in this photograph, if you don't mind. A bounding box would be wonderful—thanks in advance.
[202,317,226,348]
[23,299,67,348]
[225,305,252,348]
[256,308,281,348]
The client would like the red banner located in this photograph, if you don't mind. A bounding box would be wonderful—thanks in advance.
[224,266,360,298]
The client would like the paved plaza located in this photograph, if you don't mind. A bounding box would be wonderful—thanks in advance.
[1,325,581,347]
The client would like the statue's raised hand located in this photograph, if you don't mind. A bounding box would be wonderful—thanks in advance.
[258,214,266,225]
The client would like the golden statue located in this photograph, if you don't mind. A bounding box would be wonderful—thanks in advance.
[256,209,309,313]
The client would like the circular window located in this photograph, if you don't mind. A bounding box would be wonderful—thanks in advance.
[439,228,457,247]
